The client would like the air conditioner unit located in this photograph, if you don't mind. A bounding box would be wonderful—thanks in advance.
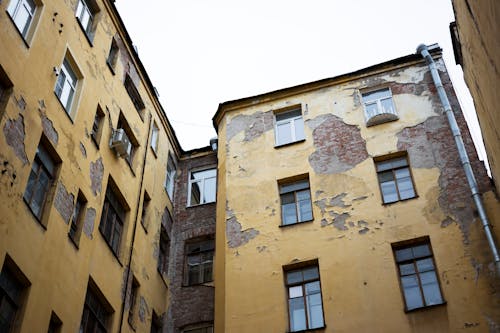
[110,128,132,159]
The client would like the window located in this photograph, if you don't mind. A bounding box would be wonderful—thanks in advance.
[90,105,105,146]
[362,88,398,126]
[47,312,62,333]
[99,182,127,255]
[188,168,216,206]
[285,264,324,332]
[140,191,150,230]
[165,154,176,200]
[279,178,313,226]
[392,238,444,311]
[69,191,87,246]
[80,281,112,333]
[23,139,60,221]
[55,58,79,113]
[0,257,30,333]
[183,324,214,333]
[375,154,416,204]
[117,114,139,169]
[75,0,99,41]
[150,311,162,333]
[128,277,139,328]
[185,239,214,285]
[0,65,14,120]
[274,107,305,146]
[124,74,145,117]
[151,122,159,154]
[106,38,119,73]
[158,226,169,276]
[7,0,38,40]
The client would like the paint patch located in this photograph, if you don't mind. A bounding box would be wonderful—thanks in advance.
[89,157,104,196]
[39,112,58,145]
[226,111,273,142]
[138,296,149,323]
[83,207,96,239]
[307,114,368,174]
[440,216,454,228]
[54,181,74,224]
[3,115,28,165]
[0,156,19,198]
[226,210,259,248]
[330,193,350,208]
[15,95,26,111]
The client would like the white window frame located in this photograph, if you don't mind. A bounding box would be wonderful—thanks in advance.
[7,0,37,39]
[361,87,398,126]
[187,168,216,206]
[54,59,78,113]
[165,155,176,200]
[274,107,305,146]
[75,0,93,35]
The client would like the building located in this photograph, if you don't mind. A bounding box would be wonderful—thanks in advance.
[450,0,500,193]
[213,47,500,332]
[0,1,498,333]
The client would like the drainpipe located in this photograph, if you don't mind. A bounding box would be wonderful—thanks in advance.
[417,44,500,275]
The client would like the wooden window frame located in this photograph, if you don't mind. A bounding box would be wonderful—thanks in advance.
[184,238,214,286]
[279,176,313,226]
[80,280,112,333]
[99,183,127,256]
[374,152,417,205]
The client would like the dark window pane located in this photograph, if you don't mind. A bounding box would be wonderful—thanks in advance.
[420,271,443,305]
[401,275,423,310]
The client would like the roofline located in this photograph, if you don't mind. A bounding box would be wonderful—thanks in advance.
[105,1,184,156]
[212,46,442,130]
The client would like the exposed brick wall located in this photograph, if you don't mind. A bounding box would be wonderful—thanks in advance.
[167,150,217,333]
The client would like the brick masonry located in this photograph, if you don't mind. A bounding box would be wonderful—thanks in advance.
[167,149,217,333]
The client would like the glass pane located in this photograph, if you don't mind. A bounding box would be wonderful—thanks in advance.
[305,281,320,295]
[23,165,38,203]
[302,267,319,281]
[203,177,216,203]
[377,171,394,182]
[294,117,305,141]
[289,297,306,332]
[202,261,213,282]
[364,102,379,119]
[396,175,415,200]
[80,8,90,30]
[191,169,216,181]
[281,192,295,205]
[190,181,201,205]
[381,98,396,114]
[276,109,301,122]
[401,275,423,310]
[63,60,78,86]
[399,263,415,275]
[296,189,310,201]
[390,157,408,169]
[380,180,398,203]
[416,258,434,272]
[420,271,443,305]
[306,292,324,329]
[17,6,32,36]
[188,261,201,285]
[298,198,312,222]
[282,203,297,225]
[412,244,431,258]
[0,299,17,332]
[32,170,50,218]
[395,248,413,262]
[276,122,292,145]
[289,286,303,298]
[362,88,391,102]
[280,180,309,194]
[286,270,303,285]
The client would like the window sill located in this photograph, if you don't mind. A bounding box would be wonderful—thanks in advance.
[186,201,216,209]
[287,325,326,333]
[279,219,314,228]
[76,19,94,47]
[382,195,419,206]
[404,301,446,313]
[274,139,306,149]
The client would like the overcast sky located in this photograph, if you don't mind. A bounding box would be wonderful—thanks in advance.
[115,0,488,169]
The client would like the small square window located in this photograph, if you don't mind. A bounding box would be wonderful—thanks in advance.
[274,107,305,146]
[392,238,445,311]
[284,263,325,332]
[23,138,60,222]
[188,168,216,206]
[165,154,176,200]
[279,178,313,226]
[151,122,159,154]
[375,154,416,204]
[75,0,99,42]
[90,105,105,147]
[69,190,87,246]
[185,238,214,286]
[362,88,398,126]
[7,0,41,42]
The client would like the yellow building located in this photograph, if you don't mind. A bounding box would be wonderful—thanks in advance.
[213,47,500,332]
[450,0,500,192]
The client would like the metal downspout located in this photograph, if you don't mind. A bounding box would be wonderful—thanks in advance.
[417,44,500,275]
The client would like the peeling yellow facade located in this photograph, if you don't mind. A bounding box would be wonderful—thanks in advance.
[214,53,500,332]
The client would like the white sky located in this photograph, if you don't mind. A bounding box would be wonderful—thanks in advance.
[115,0,488,170]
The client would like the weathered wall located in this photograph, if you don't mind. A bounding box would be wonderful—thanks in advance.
[167,150,216,333]
[452,0,500,193]
[215,57,500,332]
[0,0,177,331]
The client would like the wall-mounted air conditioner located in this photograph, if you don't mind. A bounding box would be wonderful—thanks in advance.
[110,128,132,159]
